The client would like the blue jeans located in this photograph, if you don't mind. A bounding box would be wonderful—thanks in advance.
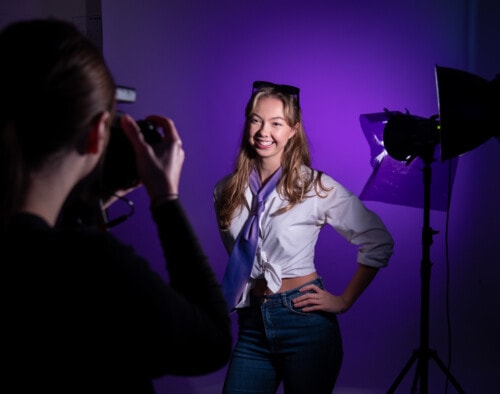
[222,278,343,394]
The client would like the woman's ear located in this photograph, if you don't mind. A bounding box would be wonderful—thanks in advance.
[86,111,111,154]
[289,122,299,139]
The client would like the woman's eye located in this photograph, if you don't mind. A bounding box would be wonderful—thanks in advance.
[250,118,262,125]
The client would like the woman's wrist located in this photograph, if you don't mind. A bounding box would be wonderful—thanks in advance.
[150,193,179,207]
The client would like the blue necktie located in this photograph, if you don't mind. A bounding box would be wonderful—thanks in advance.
[221,167,282,310]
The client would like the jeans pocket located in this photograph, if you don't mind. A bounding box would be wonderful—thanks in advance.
[285,291,316,316]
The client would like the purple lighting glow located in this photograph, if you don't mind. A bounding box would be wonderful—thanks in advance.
[359,111,458,211]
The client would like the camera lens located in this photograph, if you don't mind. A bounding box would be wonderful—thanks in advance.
[100,116,162,196]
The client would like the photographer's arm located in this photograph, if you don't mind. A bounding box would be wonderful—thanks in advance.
[120,113,232,374]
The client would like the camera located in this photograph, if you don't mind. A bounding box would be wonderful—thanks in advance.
[100,114,162,197]
[58,87,163,229]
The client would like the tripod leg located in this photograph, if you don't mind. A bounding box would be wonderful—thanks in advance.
[429,351,466,393]
[411,356,423,394]
[387,351,418,393]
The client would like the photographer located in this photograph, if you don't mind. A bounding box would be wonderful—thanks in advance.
[0,18,231,393]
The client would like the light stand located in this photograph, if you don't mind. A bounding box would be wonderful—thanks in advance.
[362,65,498,393]
[386,146,465,394]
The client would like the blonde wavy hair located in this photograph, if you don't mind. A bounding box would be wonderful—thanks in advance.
[217,84,331,231]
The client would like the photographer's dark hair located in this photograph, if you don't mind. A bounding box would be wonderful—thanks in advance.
[0,18,116,230]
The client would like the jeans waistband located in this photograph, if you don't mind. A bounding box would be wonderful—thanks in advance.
[249,277,324,306]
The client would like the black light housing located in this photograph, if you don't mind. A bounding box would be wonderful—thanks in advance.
[359,111,457,211]
[436,65,499,160]
[383,65,499,163]
[383,111,439,164]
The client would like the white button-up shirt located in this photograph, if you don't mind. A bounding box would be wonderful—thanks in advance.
[214,167,394,309]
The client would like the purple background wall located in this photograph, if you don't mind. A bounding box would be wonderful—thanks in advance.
[2,0,499,393]
[101,1,500,393]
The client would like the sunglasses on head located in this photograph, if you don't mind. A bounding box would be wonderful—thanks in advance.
[252,81,300,106]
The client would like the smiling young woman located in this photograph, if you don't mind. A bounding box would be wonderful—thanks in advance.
[213,80,394,394]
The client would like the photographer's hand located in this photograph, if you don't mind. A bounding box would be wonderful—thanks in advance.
[120,114,185,204]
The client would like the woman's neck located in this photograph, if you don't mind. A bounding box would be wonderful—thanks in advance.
[255,160,281,184]
[20,154,89,227]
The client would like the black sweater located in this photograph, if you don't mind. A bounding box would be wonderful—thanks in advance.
[1,199,231,393]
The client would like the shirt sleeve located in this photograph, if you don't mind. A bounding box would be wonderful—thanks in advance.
[321,176,394,268]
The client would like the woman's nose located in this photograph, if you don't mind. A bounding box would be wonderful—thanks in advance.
[258,122,270,136]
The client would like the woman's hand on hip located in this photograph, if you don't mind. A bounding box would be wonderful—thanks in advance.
[292,284,348,314]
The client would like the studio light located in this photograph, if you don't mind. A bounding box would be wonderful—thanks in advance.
[359,111,457,212]
[361,65,498,394]
[383,65,499,163]
[383,111,439,164]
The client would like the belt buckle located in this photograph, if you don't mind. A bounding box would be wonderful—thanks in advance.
[260,289,273,304]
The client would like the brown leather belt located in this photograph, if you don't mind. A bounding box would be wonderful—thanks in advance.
[251,272,318,297]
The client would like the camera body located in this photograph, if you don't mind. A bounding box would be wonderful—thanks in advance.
[100,115,162,197]
[58,86,162,229]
